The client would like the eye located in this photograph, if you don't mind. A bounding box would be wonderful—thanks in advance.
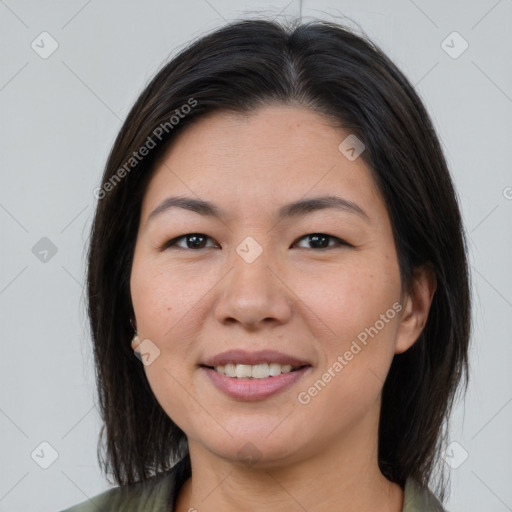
[162,233,219,250]
[161,232,352,251]
[293,233,352,250]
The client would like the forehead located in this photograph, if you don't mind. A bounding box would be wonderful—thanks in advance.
[141,105,384,222]
[160,105,346,164]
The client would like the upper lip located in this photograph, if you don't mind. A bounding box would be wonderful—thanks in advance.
[201,350,311,367]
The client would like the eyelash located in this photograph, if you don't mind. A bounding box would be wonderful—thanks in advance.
[161,233,353,251]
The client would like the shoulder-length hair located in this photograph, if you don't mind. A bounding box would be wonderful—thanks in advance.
[87,18,471,499]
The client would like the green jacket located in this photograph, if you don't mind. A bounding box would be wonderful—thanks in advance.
[60,457,445,511]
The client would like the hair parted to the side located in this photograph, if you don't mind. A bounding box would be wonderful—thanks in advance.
[86,18,471,501]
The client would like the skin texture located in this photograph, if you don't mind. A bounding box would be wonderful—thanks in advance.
[130,105,436,512]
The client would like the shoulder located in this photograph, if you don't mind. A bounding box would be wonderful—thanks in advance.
[402,477,446,512]
[58,467,176,512]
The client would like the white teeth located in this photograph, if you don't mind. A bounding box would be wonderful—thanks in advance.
[269,363,281,376]
[213,362,298,378]
[252,363,270,379]
[270,363,292,376]
[235,364,252,378]
[225,363,236,377]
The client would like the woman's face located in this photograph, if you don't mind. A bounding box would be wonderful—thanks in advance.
[130,105,420,466]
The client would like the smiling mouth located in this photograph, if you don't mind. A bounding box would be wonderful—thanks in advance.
[201,362,310,379]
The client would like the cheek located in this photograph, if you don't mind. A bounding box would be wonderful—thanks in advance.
[293,255,401,342]
[130,259,202,429]
[292,255,401,409]
[131,256,206,339]
[296,298,400,437]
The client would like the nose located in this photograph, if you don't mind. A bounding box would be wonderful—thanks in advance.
[213,248,293,329]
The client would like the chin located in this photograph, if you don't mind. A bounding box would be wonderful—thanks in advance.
[217,442,297,469]
[192,426,309,469]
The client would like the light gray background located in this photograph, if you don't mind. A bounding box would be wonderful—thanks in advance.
[1,1,511,511]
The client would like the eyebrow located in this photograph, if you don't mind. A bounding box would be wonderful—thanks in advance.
[147,195,369,224]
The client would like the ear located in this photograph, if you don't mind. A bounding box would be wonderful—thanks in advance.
[131,334,142,353]
[395,264,437,354]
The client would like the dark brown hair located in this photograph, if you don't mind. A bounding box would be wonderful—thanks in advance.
[87,18,471,500]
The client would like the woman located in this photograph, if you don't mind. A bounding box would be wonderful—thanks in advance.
[61,18,470,512]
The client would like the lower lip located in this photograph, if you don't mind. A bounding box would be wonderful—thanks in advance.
[201,366,311,401]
